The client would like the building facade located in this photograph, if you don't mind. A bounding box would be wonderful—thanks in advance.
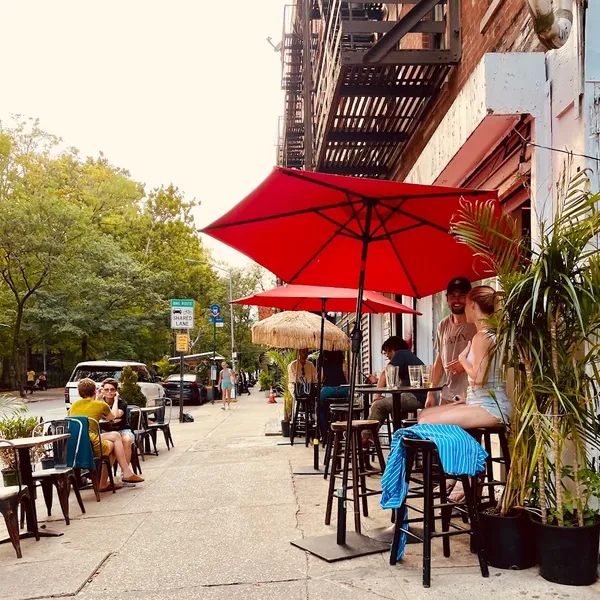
[277,1,600,377]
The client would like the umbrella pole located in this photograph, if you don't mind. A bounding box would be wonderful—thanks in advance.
[338,205,373,546]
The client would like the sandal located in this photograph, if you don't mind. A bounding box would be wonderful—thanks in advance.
[100,483,122,492]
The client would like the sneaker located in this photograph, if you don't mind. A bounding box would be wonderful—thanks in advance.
[221,406,226,410]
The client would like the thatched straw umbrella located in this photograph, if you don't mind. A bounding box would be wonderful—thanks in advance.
[251,311,350,350]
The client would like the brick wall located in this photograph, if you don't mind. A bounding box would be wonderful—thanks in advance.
[393,0,542,181]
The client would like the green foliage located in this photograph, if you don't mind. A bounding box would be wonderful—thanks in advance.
[118,365,147,407]
[0,117,263,389]
[266,350,297,422]
[452,171,600,525]
[154,356,178,379]
[0,394,25,419]
[0,413,39,469]
[258,370,275,392]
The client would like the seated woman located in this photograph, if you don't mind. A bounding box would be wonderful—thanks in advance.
[68,378,144,491]
[418,285,512,429]
[318,350,349,442]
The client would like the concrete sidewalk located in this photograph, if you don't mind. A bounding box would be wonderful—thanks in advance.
[1,389,597,600]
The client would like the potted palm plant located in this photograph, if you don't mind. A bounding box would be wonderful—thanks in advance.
[452,173,600,583]
[267,350,296,437]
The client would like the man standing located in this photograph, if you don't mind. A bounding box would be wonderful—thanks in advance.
[26,369,36,394]
[425,277,477,408]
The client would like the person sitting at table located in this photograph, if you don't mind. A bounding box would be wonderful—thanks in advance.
[287,348,318,397]
[318,350,349,442]
[418,286,512,429]
[68,378,144,491]
[97,378,136,480]
[363,336,425,447]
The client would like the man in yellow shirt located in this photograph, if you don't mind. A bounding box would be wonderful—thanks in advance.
[68,378,143,491]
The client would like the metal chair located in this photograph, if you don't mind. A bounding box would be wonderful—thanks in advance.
[146,399,174,450]
[87,417,116,499]
[129,406,158,460]
[0,439,39,558]
[30,419,85,525]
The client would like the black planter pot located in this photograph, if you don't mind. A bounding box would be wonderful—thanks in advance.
[281,420,291,438]
[532,517,600,586]
[41,458,55,470]
[2,469,18,487]
[479,510,536,570]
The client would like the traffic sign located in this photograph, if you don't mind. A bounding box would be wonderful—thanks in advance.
[171,299,195,329]
[210,304,221,317]
[176,333,189,353]
[208,317,225,324]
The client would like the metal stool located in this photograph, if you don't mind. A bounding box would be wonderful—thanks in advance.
[325,420,386,534]
[389,437,489,588]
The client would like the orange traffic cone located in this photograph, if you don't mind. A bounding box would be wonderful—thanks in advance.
[268,386,277,403]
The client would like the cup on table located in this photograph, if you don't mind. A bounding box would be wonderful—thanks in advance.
[420,365,433,388]
[408,365,421,388]
[385,365,400,389]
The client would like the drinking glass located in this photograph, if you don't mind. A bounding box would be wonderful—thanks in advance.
[408,365,421,388]
[385,365,399,389]
[421,365,433,388]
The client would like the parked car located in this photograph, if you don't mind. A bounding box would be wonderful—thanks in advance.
[161,373,207,405]
[65,360,165,407]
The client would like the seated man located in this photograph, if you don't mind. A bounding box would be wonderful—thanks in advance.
[68,378,143,491]
[287,348,318,397]
[97,378,136,481]
[363,336,425,445]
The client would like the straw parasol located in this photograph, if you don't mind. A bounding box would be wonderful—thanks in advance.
[252,311,349,351]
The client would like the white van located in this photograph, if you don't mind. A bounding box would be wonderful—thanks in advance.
[64,360,165,407]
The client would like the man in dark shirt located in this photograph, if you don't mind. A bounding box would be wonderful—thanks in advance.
[363,337,424,445]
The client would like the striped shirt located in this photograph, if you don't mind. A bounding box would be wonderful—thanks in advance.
[380,424,488,560]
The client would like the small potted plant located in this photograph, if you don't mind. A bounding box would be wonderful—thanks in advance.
[0,413,40,486]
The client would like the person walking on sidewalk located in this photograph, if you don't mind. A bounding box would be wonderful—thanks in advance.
[218,361,236,410]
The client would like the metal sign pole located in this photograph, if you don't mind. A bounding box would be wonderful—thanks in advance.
[179,347,184,423]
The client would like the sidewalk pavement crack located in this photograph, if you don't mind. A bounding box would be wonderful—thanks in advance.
[289,459,310,597]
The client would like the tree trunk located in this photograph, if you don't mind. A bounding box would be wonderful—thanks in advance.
[81,336,88,361]
[572,444,584,527]
[11,303,25,397]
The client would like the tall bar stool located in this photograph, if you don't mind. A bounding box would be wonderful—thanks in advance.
[290,394,316,447]
[323,404,362,479]
[389,437,489,588]
[325,420,386,534]
[466,426,511,506]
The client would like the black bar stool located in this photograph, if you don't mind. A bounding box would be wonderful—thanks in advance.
[290,394,316,447]
[466,426,511,506]
[325,420,386,534]
[389,437,489,588]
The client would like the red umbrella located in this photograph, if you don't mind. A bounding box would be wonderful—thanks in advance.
[232,284,421,315]
[203,167,498,298]
[202,168,499,558]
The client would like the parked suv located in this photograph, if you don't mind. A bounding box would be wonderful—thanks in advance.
[65,360,165,407]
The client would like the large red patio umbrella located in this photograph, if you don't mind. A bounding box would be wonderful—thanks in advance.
[202,167,499,558]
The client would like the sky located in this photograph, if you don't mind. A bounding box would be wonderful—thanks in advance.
[0,0,287,267]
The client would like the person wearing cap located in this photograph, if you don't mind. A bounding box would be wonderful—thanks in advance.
[425,277,477,409]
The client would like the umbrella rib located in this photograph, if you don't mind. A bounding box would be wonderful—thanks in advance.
[288,210,360,284]
[372,223,424,241]
[378,200,450,234]
[314,208,362,239]
[204,198,364,231]
[373,203,420,298]
[280,168,366,199]
[369,198,406,238]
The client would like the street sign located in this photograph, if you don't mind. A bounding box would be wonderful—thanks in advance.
[210,304,221,317]
[208,317,225,323]
[176,333,189,353]
[216,322,225,328]
[171,299,195,329]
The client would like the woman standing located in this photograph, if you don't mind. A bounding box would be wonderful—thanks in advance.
[218,361,236,410]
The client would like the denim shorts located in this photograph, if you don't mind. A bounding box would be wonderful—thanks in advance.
[118,429,135,441]
[466,386,512,425]
[221,382,233,390]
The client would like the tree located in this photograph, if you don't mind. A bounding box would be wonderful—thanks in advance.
[118,365,146,407]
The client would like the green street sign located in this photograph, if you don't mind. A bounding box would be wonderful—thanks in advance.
[171,299,195,308]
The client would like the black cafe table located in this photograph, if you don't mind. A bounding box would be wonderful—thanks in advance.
[348,385,444,428]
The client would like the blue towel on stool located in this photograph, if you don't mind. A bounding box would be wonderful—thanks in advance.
[380,424,488,560]
[66,416,95,470]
